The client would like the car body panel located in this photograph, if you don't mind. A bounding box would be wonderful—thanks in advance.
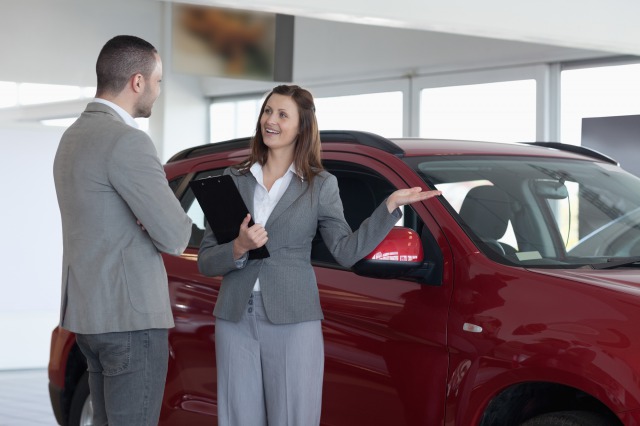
[445,252,640,424]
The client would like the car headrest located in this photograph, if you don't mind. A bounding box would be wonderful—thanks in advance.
[459,185,511,240]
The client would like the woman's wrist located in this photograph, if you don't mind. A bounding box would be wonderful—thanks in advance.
[233,239,248,260]
[386,197,397,213]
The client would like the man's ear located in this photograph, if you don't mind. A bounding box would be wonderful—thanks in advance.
[132,73,144,93]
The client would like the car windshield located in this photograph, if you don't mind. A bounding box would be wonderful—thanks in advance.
[406,155,640,268]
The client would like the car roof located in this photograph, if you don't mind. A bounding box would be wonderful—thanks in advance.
[391,138,617,164]
[166,130,618,166]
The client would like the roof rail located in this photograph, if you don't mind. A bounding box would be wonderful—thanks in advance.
[320,130,404,156]
[525,142,618,165]
[167,137,251,163]
[167,130,403,163]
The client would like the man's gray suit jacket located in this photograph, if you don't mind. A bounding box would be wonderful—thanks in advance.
[198,167,400,324]
[53,102,192,334]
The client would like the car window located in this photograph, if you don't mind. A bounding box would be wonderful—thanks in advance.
[436,179,519,253]
[168,176,184,194]
[180,169,223,248]
[409,155,640,267]
[311,161,431,268]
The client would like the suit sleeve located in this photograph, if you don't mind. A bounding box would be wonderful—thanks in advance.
[108,130,192,255]
[318,174,401,268]
[197,222,243,277]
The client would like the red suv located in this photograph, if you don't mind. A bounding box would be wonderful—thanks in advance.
[49,131,640,425]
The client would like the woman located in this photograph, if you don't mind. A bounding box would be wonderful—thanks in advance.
[198,84,441,425]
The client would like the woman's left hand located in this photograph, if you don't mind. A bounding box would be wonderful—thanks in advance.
[386,187,441,213]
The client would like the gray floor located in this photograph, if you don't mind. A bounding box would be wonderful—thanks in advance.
[0,369,58,426]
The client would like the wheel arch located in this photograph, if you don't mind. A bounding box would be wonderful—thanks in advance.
[478,381,622,426]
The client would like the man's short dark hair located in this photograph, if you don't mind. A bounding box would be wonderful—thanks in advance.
[96,35,158,96]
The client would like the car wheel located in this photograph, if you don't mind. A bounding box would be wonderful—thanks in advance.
[521,410,613,426]
[68,372,94,426]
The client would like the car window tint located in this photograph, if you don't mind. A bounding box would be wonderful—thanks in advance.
[181,169,224,248]
[168,176,184,194]
[438,180,519,253]
[311,161,413,266]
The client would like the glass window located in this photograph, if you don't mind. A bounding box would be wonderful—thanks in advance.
[311,160,414,266]
[210,98,262,143]
[209,90,404,142]
[40,118,78,127]
[561,63,640,147]
[409,155,640,266]
[436,179,518,250]
[419,80,536,143]
[40,116,148,132]
[1,81,93,108]
[180,170,224,248]
[18,83,84,105]
[0,81,18,108]
[168,176,185,194]
[315,91,403,138]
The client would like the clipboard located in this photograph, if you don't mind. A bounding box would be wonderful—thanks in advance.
[189,174,270,259]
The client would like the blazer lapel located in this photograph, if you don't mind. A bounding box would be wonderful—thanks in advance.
[266,176,308,227]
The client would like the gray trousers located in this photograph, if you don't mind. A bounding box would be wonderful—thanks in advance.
[76,329,169,426]
[215,292,324,426]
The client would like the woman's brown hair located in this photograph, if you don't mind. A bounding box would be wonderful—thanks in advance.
[235,85,323,182]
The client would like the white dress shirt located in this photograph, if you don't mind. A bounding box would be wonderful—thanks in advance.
[246,162,298,291]
[93,98,139,128]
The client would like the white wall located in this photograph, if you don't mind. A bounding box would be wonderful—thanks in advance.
[0,124,64,369]
[0,0,163,86]
[0,0,208,369]
[0,0,209,161]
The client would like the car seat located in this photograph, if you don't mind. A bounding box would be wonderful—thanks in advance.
[458,185,515,256]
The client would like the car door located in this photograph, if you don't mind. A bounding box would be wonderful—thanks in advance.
[314,154,451,426]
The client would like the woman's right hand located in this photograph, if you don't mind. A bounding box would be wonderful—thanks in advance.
[233,214,268,259]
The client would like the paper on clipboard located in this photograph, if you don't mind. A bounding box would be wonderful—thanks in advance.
[189,174,270,259]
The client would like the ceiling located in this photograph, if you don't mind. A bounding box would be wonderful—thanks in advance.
[164,0,640,57]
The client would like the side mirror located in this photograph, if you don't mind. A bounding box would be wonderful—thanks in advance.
[352,227,424,279]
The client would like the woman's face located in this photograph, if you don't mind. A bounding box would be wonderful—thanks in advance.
[260,93,300,154]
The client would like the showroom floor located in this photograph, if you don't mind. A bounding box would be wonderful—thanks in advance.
[0,369,57,425]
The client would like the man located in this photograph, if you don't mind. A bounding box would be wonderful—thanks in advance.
[53,35,192,426]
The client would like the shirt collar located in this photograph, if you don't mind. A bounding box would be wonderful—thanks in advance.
[250,162,301,181]
[93,98,139,128]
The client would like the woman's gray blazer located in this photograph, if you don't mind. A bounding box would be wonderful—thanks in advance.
[198,167,400,324]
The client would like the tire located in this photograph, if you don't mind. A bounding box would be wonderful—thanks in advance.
[68,372,94,426]
[521,410,614,426]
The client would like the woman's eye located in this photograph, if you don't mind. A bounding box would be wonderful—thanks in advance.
[280,112,287,118]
